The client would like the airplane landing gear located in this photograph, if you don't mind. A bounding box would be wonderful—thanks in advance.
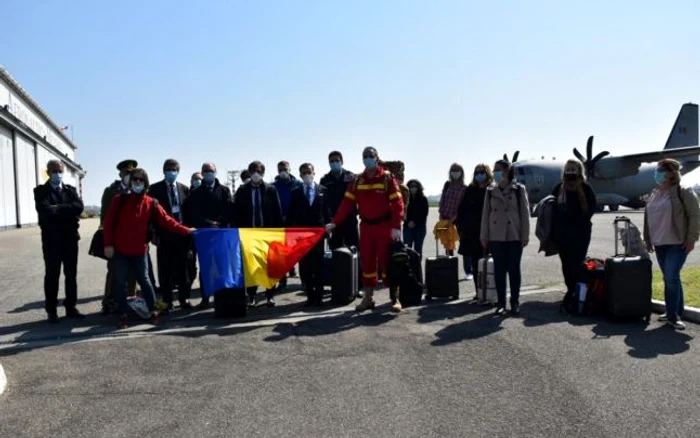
[609,204,619,212]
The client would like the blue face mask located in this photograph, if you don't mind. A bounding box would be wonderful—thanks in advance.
[132,184,145,194]
[49,172,63,186]
[493,171,503,183]
[191,179,202,189]
[330,161,342,172]
[654,170,666,184]
[203,172,216,183]
[363,157,377,169]
[475,173,487,183]
[164,170,178,183]
[409,187,418,195]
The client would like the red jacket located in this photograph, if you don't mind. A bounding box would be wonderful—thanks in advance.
[333,165,404,229]
[103,193,189,257]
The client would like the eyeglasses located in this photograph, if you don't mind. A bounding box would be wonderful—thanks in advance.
[131,177,145,182]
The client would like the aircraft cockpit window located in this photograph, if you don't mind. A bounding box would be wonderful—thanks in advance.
[517,168,526,176]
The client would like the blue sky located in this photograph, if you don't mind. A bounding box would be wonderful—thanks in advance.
[2,0,699,205]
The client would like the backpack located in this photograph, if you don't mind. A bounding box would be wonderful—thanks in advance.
[387,241,424,307]
[561,257,606,316]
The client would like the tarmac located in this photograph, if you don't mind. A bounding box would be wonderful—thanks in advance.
[0,209,698,437]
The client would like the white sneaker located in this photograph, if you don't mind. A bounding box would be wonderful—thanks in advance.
[658,313,668,322]
[466,274,474,281]
[667,319,686,330]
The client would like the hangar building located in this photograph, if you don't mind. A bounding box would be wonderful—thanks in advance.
[0,65,86,230]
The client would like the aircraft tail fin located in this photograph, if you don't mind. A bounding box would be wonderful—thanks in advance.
[664,103,698,150]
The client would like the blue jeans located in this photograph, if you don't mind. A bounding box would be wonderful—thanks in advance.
[403,225,427,257]
[113,252,157,315]
[655,244,687,321]
[489,241,523,308]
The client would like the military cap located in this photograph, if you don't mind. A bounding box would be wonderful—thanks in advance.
[117,159,138,171]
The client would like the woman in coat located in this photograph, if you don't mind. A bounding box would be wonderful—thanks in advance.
[644,158,700,330]
[480,159,530,315]
[103,168,194,328]
[403,179,430,257]
[550,159,597,305]
[456,163,493,298]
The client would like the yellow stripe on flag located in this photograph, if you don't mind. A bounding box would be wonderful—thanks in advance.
[238,228,286,289]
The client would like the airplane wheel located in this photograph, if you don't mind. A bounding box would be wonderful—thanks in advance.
[609,205,619,212]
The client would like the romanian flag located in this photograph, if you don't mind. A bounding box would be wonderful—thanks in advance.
[192,228,326,296]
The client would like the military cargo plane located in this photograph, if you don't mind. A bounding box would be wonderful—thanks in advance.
[508,103,700,214]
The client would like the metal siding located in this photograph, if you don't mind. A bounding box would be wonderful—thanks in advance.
[14,132,38,225]
[0,125,16,228]
[0,80,9,109]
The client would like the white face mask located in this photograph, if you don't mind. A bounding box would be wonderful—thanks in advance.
[302,174,314,185]
[251,173,263,184]
[278,170,290,180]
[450,171,461,180]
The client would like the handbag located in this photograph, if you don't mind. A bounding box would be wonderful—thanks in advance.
[88,228,107,260]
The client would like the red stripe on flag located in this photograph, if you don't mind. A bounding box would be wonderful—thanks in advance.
[267,228,325,279]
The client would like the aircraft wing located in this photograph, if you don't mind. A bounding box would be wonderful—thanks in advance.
[593,145,700,179]
[616,145,700,164]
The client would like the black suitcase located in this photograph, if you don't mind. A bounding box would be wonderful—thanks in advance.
[214,288,247,318]
[331,246,359,304]
[604,216,652,322]
[425,230,460,300]
[387,242,424,308]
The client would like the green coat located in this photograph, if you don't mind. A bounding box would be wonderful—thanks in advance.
[100,181,128,225]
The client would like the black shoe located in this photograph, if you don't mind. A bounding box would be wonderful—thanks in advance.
[66,308,85,319]
[510,306,520,316]
[266,298,276,308]
[314,300,324,307]
[198,299,210,309]
[290,268,297,278]
[495,306,506,316]
[356,290,364,299]
[48,313,60,324]
[180,301,193,310]
[248,294,258,308]
[304,299,314,308]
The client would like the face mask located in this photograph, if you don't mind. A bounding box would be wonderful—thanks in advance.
[49,172,63,186]
[654,170,666,184]
[302,174,314,185]
[363,157,377,169]
[191,180,201,189]
[330,161,342,172]
[203,172,216,183]
[474,173,487,183]
[132,184,145,194]
[164,171,178,183]
[493,171,503,183]
[564,173,578,182]
[251,173,263,184]
[450,171,461,180]
[278,170,289,180]
[122,175,131,186]
[409,187,418,195]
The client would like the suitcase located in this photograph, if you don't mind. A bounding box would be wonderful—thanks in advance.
[321,244,333,287]
[476,255,497,304]
[604,216,652,322]
[425,230,460,300]
[330,246,359,304]
[214,288,247,318]
[387,242,424,308]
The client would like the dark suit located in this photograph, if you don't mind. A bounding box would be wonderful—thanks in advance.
[148,180,191,305]
[288,183,332,304]
[33,182,84,316]
[233,181,283,303]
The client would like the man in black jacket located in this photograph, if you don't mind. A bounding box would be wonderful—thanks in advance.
[233,160,283,307]
[33,160,85,323]
[288,163,332,306]
[148,158,193,311]
[185,161,234,308]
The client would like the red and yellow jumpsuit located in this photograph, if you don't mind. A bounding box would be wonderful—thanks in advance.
[333,166,404,288]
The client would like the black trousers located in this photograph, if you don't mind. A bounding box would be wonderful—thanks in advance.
[42,232,79,314]
[300,241,324,302]
[157,236,192,304]
[558,236,590,295]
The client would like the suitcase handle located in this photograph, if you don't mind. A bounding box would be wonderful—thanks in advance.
[613,216,632,257]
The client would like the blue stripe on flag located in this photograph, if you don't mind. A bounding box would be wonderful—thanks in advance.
[192,229,244,296]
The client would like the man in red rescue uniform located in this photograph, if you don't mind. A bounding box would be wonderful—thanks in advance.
[326,146,405,313]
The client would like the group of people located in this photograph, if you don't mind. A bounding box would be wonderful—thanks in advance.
[33,146,699,330]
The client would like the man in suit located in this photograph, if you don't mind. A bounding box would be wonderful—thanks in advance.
[186,162,234,308]
[288,163,332,306]
[148,159,193,311]
[100,159,138,314]
[233,160,283,307]
[34,160,85,323]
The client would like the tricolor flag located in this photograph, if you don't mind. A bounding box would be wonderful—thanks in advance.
[192,228,326,296]
[60,125,69,131]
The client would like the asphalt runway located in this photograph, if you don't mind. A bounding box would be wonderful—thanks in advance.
[0,209,698,437]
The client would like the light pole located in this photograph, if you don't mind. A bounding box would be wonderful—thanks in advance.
[227,170,240,192]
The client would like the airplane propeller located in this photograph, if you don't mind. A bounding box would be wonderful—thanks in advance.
[502,151,520,164]
[573,136,610,178]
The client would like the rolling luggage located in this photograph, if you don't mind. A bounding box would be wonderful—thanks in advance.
[214,288,247,318]
[425,230,460,300]
[330,246,359,305]
[322,242,333,287]
[604,216,652,322]
[476,255,497,304]
[387,242,424,308]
